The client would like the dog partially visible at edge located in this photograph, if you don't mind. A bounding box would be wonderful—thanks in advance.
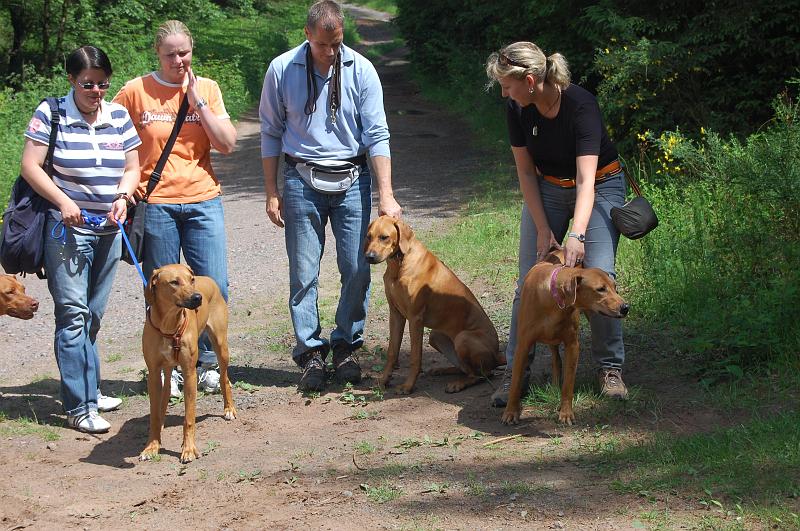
[364,215,504,394]
[0,274,39,319]
[501,249,629,426]
[140,264,236,464]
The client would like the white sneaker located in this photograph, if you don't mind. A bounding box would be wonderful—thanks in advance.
[169,370,184,398]
[96,390,122,412]
[198,366,221,393]
[67,411,111,433]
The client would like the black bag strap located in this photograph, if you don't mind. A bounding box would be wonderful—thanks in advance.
[43,97,60,176]
[621,165,643,197]
[143,94,190,201]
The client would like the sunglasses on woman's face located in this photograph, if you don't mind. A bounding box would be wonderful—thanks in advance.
[497,53,527,69]
[77,81,110,90]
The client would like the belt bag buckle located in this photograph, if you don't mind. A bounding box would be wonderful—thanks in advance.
[297,160,360,194]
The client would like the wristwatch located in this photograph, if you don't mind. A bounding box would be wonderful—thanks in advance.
[568,232,585,243]
[195,97,208,110]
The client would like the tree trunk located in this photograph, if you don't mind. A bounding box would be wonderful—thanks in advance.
[7,1,27,85]
[53,0,72,73]
[42,0,51,72]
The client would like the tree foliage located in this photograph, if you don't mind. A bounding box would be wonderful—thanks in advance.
[395,0,800,148]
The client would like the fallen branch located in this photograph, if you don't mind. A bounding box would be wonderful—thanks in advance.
[352,452,366,471]
[481,434,522,447]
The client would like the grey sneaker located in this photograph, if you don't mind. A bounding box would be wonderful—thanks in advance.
[598,368,628,400]
[490,363,531,408]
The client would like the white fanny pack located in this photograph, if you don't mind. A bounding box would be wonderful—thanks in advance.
[295,159,361,194]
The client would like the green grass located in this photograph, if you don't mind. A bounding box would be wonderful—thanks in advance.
[0,414,61,442]
[346,0,398,16]
[361,481,403,503]
[606,411,800,527]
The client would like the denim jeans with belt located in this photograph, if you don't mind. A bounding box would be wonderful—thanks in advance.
[282,164,372,361]
[44,214,121,416]
[505,173,627,370]
[142,196,229,365]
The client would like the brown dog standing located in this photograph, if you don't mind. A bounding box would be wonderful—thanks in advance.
[364,215,504,394]
[140,264,236,463]
[501,250,629,425]
[0,274,39,319]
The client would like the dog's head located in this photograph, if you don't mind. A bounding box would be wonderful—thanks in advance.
[363,215,414,264]
[145,264,203,310]
[0,274,39,320]
[556,267,629,318]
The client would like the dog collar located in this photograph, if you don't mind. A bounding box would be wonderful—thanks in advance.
[550,265,567,309]
[147,307,190,358]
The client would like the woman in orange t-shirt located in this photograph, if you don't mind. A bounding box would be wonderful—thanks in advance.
[114,20,237,397]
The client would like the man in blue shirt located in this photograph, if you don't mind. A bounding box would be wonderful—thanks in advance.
[260,0,402,392]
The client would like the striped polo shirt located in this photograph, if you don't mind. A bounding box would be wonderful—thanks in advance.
[24,89,142,233]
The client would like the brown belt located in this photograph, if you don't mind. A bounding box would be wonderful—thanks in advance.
[542,160,622,188]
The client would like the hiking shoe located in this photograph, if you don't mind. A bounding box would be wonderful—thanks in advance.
[96,390,122,412]
[490,363,530,408]
[198,365,221,393]
[598,368,628,400]
[332,345,361,384]
[68,411,111,433]
[297,349,326,392]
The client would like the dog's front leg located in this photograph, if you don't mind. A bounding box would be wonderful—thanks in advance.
[558,338,580,425]
[379,303,405,388]
[140,363,164,461]
[396,315,424,394]
[180,360,200,463]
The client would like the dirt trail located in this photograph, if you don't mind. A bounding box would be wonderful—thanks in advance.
[0,7,719,530]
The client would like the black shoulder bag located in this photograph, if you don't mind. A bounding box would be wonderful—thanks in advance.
[121,94,190,264]
[610,166,659,240]
[0,97,60,277]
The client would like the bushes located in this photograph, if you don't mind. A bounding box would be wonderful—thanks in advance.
[0,1,308,209]
[617,96,800,376]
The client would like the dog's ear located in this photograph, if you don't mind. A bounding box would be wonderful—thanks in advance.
[393,218,414,254]
[560,272,581,307]
[144,269,160,306]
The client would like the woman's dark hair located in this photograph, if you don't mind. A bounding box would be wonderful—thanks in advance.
[65,46,113,78]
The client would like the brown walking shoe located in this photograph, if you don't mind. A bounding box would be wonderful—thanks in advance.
[490,363,531,408]
[598,368,628,400]
[332,345,362,384]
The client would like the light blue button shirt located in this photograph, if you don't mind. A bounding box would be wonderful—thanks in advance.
[259,41,390,160]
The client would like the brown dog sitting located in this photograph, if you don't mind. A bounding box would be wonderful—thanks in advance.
[364,215,504,394]
[140,264,236,463]
[0,274,39,319]
[501,250,629,426]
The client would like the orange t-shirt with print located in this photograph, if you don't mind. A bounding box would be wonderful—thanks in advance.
[113,72,230,204]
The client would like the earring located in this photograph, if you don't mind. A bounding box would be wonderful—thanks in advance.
[529,88,534,94]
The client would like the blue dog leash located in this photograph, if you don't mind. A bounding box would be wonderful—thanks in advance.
[116,219,147,286]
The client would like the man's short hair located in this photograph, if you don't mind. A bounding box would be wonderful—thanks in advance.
[306,0,344,32]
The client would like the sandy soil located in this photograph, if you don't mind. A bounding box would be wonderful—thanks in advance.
[0,6,740,530]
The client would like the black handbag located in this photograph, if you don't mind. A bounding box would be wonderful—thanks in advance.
[121,95,189,264]
[0,97,60,277]
[611,167,659,240]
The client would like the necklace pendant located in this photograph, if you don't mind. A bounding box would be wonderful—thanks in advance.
[532,125,538,136]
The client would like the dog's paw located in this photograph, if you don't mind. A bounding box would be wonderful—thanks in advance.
[139,443,160,461]
[224,407,237,421]
[500,408,521,425]
[558,407,575,426]
[180,445,200,464]
[444,382,465,393]
[394,384,414,395]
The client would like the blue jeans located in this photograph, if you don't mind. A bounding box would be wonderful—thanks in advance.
[44,215,121,416]
[143,196,229,365]
[505,174,627,370]
[282,164,372,361]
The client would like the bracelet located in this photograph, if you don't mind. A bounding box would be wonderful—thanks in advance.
[113,192,130,204]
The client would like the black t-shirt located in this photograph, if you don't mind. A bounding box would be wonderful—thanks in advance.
[507,83,618,179]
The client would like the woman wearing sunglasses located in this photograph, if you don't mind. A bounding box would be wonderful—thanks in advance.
[485,42,629,407]
[20,45,142,433]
